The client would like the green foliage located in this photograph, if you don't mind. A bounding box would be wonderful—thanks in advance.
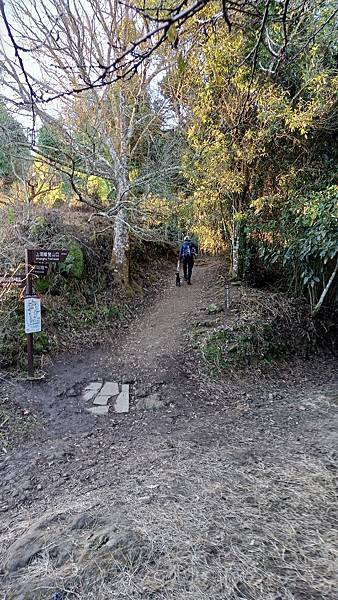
[0,104,30,183]
[33,127,72,204]
[6,207,14,224]
[59,243,85,279]
[207,303,223,314]
[101,304,120,320]
[37,125,63,161]
[0,294,25,367]
[86,176,110,204]
[179,3,338,307]
[30,216,48,239]
[34,278,50,294]
[248,186,338,310]
[202,331,227,371]
[33,331,50,354]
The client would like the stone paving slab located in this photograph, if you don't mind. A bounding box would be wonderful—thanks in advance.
[93,395,110,406]
[82,382,103,402]
[86,405,109,416]
[100,382,119,396]
[114,384,130,413]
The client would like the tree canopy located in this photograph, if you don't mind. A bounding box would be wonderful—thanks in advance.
[0,0,337,312]
[0,103,29,186]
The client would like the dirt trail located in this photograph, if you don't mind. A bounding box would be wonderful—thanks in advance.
[100,255,215,375]
[27,257,216,402]
[0,257,337,600]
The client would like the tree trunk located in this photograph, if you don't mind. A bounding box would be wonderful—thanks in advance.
[112,205,129,284]
[312,258,338,317]
[112,169,130,284]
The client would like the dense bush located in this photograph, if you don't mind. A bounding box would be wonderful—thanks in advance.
[246,186,338,314]
[201,288,335,373]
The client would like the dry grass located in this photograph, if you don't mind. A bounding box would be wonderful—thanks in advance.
[1,439,337,599]
[194,282,335,373]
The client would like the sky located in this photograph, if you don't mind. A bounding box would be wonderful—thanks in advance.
[0,7,43,131]
[0,0,177,137]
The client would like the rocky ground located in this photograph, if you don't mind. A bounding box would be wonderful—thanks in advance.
[0,258,337,600]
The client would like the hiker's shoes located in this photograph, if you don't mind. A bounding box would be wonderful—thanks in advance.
[187,280,192,285]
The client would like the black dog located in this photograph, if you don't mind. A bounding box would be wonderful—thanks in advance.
[176,271,181,287]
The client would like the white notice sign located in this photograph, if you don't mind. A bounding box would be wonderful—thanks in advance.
[24,297,42,334]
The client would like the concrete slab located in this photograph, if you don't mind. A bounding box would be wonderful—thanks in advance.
[86,405,109,416]
[93,395,110,406]
[100,381,119,397]
[114,384,130,413]
[82,382,103,402]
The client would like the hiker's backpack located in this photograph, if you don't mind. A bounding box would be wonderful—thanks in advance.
[182,242,192,258]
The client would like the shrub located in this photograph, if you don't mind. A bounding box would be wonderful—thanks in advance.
[201,288,334,372]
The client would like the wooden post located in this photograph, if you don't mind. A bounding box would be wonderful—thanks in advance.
[224,277,231,319]
[25,249,34,377]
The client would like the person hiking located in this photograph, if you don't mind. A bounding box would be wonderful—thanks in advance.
[179,236,197,285]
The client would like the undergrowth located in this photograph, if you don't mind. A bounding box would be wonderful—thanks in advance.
[0,205,175,370]
[199,287,336,373]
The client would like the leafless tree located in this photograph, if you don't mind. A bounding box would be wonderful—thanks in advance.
[0,0,181,282]
[1,0,337,107]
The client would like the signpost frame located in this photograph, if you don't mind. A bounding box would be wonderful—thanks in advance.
[25,249,35,377]
[23,248,68,377]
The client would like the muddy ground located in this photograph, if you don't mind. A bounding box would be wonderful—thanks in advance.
[0,258,337,600]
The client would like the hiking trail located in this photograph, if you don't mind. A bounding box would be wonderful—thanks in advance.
[0,257,337,600]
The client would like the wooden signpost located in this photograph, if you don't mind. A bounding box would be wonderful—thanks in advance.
[31,250,69,264]
[24,248,68,377]
[1,248,68,376]
[32,264,49,277]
